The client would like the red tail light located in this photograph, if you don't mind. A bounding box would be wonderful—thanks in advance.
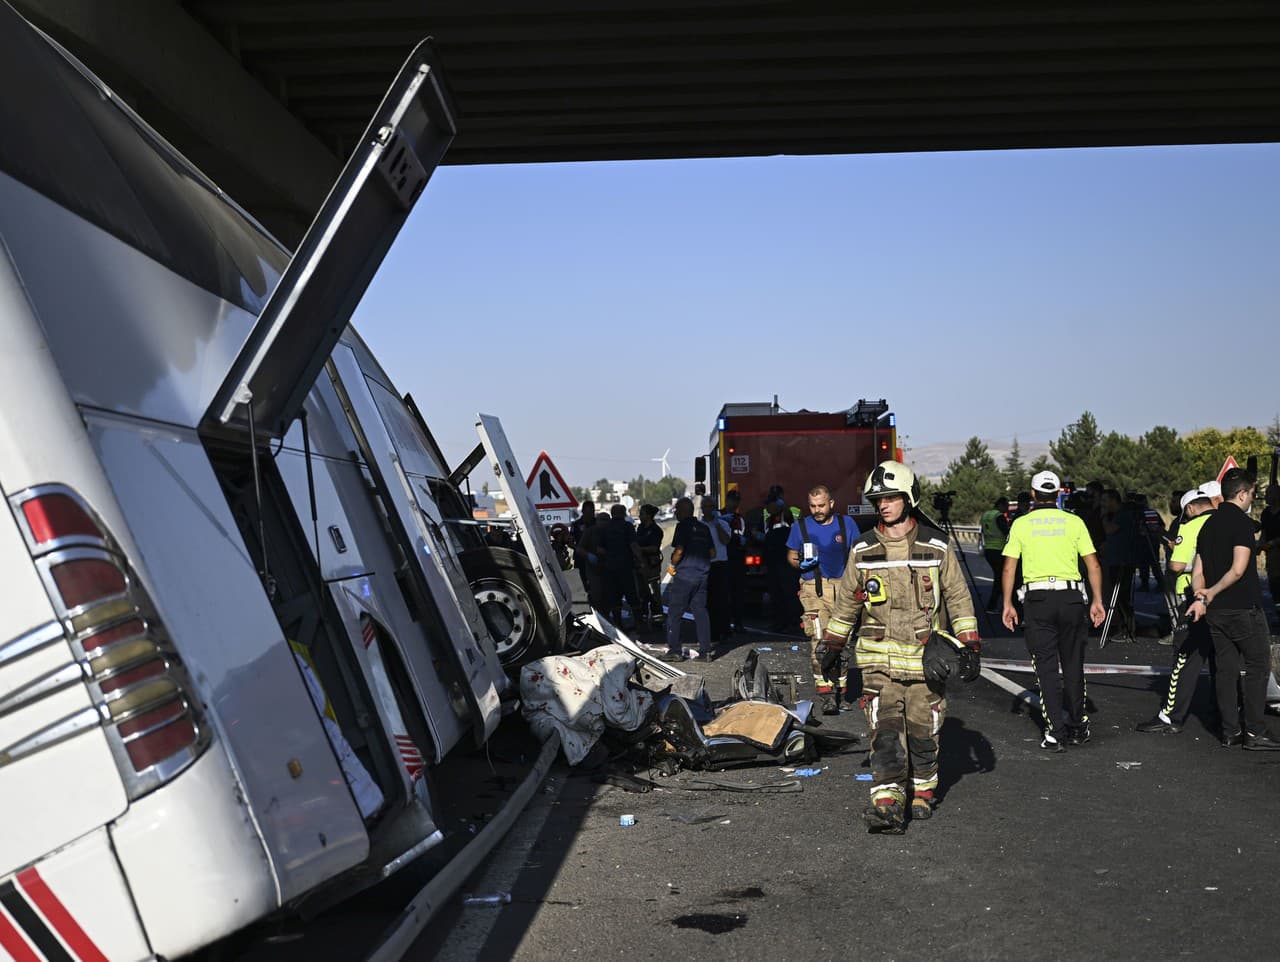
[11,483,210,796]
[746,554,763,567]
[21,492,103,545]
[50,558,127,609]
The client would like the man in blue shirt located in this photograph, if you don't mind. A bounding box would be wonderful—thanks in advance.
[662,497,715,662]
[787,484,856,713]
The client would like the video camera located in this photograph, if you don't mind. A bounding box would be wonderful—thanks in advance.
[932,490,957,521]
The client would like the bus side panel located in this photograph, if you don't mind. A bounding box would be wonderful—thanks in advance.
[9,828,152,962]
[111,742,276,959]
[84,412,370,902]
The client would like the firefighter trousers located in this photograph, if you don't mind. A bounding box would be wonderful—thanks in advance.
[1160,617,1215,725]
[861,671,946,805]
[799,577,840,690]
[1024,590,1089,736]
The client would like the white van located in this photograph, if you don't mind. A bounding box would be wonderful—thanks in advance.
[0,6,569,959]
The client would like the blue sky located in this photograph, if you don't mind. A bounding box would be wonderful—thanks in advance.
[352,143,1280,486]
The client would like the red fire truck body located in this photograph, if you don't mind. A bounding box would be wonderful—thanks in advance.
[696,399,900,577]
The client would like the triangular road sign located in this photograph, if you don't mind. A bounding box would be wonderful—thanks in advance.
[526,451,578,510]
[1217,456,1240,482]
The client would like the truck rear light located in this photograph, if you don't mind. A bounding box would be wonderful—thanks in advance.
[9,483,212,798]
[746,554,762,567]
[50,557,127,609]
[21,492,103,544]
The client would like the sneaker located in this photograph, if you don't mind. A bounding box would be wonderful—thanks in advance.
[1067,725,1091,746]
[1040,733,1066,753]
[863,801,906,834]
[1220,729,1243,748]
[1135,714,1183,734]
[819,693,839,716]
[696,651,715,663]
[658,650,685,664]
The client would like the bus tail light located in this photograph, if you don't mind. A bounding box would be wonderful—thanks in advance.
[10,484,211,795]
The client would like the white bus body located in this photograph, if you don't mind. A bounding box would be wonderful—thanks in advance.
[0,6,569,959]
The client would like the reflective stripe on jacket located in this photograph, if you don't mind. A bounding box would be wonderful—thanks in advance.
[826,522,978,681]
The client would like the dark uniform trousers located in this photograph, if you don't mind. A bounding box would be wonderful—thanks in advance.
[1160,616,1215,725]
[1024,589,1089,735]
[1206,606,1272,736]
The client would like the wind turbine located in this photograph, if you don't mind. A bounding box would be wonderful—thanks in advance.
[651,448,671,478]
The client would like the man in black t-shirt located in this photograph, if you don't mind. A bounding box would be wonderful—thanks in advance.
[661,498,714,662]
[1259,484,1280,629]
[1188,469,1280,750]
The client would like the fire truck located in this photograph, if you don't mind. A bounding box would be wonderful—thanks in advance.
[694,399,899,581]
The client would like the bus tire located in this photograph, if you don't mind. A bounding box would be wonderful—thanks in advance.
[460,547,560,670]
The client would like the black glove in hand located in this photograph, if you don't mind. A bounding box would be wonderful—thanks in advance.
[922,633,956,683]
[958,644,981,683]
[816,633,846,684]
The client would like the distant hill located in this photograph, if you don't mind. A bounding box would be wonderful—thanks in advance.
[906,439,1051,482]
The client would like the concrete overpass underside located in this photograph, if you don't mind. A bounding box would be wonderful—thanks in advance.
[14,1,1280,243]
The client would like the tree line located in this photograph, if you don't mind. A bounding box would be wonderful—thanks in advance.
[569,474,688,508]
[919,411,1280,524]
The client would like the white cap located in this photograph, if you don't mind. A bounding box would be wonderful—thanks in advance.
[1180,488,1208,511]
[1031,470,1061,494]
[1200,480,1221,499]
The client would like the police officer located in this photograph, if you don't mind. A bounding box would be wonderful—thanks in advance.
[1136,487,1215,734]
[979,496,1011,612]
[1001,471,1105,751]
[787,484,856,714]
[819,462,980,832]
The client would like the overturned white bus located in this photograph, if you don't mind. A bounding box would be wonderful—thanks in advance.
[0,5,570,959]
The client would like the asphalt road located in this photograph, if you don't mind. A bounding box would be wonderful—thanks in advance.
[412,545,1280,962]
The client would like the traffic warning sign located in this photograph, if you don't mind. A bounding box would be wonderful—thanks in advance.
[526,451,578,511]
[1216,456,1240,482]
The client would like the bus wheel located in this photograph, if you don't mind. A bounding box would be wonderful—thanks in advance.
[460,547,559,669]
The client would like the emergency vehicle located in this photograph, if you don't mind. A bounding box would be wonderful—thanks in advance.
[0,10,568,961]
[695,399,899,584]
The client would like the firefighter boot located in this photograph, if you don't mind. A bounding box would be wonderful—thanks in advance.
[863,799,906,834]
[910,790,935,821]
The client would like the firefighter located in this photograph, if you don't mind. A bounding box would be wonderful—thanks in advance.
[980,496,1011,612]
[818,461,981,833]
[1001,471,1105,751]
[1136,487,1215,734]
[787,484,856,714]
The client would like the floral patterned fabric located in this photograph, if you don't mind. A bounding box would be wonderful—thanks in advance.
[520,644,654,764]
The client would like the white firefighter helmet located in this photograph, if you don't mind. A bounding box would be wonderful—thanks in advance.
[864,460,920,508]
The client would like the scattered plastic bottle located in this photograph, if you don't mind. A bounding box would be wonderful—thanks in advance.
[757,646,774,652]
[855,773,873,781]
[794,767,823,777]
[619,814,636,826]
[462,893,512,906]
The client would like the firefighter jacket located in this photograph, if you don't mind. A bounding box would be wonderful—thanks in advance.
[826,521,978,681]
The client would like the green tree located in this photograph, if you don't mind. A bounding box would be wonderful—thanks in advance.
[1049,412,1102,482]
[939,437,1005,523]
[1002,438,1030,496]
[1266,414,1280,449]
[1182,426,1269,484]
[569,485,589,504]
[1134,426,1194,514]
[1092,431,1143,491]
[1029,453,1054,479]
